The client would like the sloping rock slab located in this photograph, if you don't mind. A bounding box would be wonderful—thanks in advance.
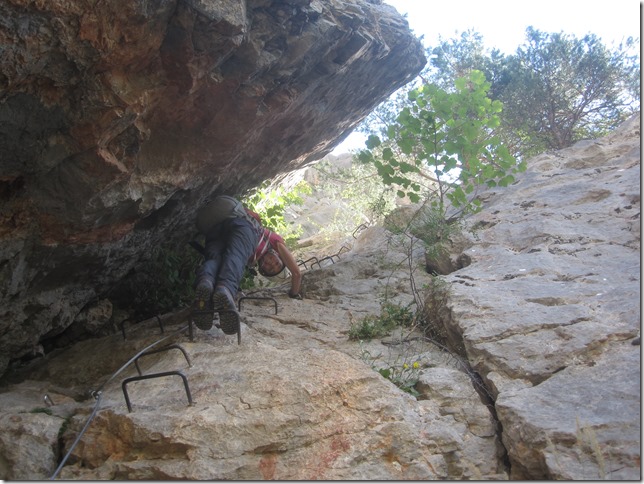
[0,227,505,480]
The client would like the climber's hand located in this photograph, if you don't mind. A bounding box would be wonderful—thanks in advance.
[288,290,302,300]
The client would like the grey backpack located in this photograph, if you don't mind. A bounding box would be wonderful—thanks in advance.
[197,195,262,235]
[196,195,250,235]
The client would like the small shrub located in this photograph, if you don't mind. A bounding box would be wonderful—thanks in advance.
[378,361,422,397]
[410,204,463,264]
[349,314,392,340]
[348,301,415,340]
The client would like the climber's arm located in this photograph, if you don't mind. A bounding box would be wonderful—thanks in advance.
[275,241,302,298]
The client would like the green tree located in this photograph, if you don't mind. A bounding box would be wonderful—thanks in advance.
[502,28,639,154]
[357,70,525,216]
[425,30,510,98]
[358,28,640,160]
[359,31,510,150]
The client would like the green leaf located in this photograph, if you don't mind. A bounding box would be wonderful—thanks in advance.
[399,161,417,174]
[499,175,515,187]
[366,135,381,149]
[443,158,458,171]
[486,115,501,128]
[357,150,373,164]
[397,137,415,155]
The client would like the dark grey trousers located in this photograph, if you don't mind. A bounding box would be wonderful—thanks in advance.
[196,217,260,294]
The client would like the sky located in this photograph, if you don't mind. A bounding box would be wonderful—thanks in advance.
[332,0,641,154]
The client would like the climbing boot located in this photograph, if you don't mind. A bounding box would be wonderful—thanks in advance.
[217,310,241,335]
[213,285,240,335]
[192,280,214,330]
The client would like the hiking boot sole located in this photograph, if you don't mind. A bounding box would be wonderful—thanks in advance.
[193,282,214,330]
[193,310,214,330]
[217,310,240,335]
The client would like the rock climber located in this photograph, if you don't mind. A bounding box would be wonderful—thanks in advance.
[192,195,302,334]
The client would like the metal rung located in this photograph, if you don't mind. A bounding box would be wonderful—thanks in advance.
[297,256,319,270]
[311,255,335,269]
[120,315,164,340]
[337,245,351,255]
[238,296,278,315]
[353,223,369,238]
[122,370,194,413]
[134,344,192,376]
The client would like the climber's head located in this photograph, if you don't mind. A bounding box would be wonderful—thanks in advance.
[258,248,285,277]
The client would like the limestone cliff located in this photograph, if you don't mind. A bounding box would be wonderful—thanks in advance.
[0,0,426,375]
[0,116,639,480]
[443,113,640,479]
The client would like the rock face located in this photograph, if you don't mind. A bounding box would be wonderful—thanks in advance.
[441,114,641,479]
[0,116,639,480]
[0,225,508,480]
[0,0,426,374]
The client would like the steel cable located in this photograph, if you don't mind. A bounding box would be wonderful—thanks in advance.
[49,323,189,480]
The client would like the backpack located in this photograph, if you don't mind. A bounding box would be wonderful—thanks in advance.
[196,195,262,236]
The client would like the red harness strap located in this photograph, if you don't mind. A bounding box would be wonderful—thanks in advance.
[250,228,272,265]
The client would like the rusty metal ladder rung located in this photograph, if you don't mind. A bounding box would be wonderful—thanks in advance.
[133,343,192,375]
[238,296,278,315]
[122,370,194,413]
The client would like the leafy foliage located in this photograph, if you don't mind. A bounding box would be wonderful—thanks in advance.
[426,29,510,98]
[349,301,415,340]
[409,203,464,262]
[359,342,423,397]
[376,361,422,397]
[116,242,201,320]
[357,70,526,216]
[312,158,398,234]
[243,180,311,247]
[360,27,639,159]
[501,28,640,154]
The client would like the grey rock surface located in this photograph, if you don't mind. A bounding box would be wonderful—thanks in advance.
[443,114,640,479]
